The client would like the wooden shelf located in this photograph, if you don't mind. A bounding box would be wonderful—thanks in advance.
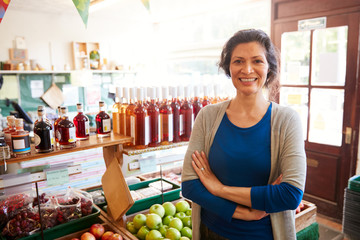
[4,133,132,165]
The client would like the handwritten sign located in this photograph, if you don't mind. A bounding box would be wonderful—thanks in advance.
[46,168,69,186]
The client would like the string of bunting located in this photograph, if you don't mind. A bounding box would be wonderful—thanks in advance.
[0,0,11,23]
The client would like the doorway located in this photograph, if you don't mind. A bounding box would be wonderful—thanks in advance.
[271,0,360,219]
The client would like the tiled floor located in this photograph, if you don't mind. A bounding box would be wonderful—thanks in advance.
[317,214,347,240]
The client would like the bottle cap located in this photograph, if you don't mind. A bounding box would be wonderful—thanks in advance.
[194,85,200,97]
[116,87,122,99]
[149,87,156,100]
[129,87,136,101]
[156,86,162,100]
[203,85,209,96]
[61,106,67,115]
[123,87,129,100]
[162,86,169,100]
[170,86,178,98]
[6,115,15,121]
[15,118,24,128]
[76,103,83,111]
[37,106,45,116]
[184,85,192,98]
[137,88,144,101]
[177,85,184,98]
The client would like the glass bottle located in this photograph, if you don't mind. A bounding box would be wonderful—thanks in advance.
[54,106,62,147]
[202,85,211,107]
[57,107,76,149]
[170,86,181,143]
[112,87,122,135]
[193,85,203,121]
[119,87,129,136]
[156,86,162,107]
[125,87,137,146]
[134,88,149,149]
[34,106,54,153]
[0,132,10,160]
[147,87,160,147]
[4,116,16,155]
[211,84,221,104]
[73,103,90,140]
[177,85,184,106]
[96,101,111,138]
[11,118,31,157]
[159,86,173,145]
[180,86,193,141]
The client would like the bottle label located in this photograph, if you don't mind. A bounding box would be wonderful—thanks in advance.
[145,116,150,145]
[85,122,90,135]
[130,116,135,144]
[102,119,111,133]
[68,127,76,143]
[179,114,184,135]
[56,130,61,141]
[121,113,126,135]
[50,130,55,146]
[158,117,161,142]
[34,133,41,146]
[12,136,31,153]
[160,114,173,142]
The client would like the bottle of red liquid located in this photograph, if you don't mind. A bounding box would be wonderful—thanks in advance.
[193,85,203,121]
[170,86,180,143]
[34,106,54,153]
[180,86,193,141]
[202,85,211,107]
[11,118,31,157]
[73,103,90,140]
[125,87,137,146]
[57,107,76,149]
[177,85,184,106]
[156,86,162,107]
[96,101,111,138]
[54,106,62,147]
[147,87,160,147]
[134,88,149,149]
[159,86,173,145]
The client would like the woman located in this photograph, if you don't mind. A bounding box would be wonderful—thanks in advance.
[181,29,306,240]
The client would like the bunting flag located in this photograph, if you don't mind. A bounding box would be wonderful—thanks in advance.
[72,0,90,28]
[0,0,11,23]
[141,0,150,11]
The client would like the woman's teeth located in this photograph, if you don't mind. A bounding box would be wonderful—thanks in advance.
[240,78,256,82]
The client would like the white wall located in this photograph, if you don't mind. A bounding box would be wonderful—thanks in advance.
[0,1,155,71]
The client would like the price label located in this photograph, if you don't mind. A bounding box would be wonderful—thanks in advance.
[46,168,69,186]
[139,157,157,173]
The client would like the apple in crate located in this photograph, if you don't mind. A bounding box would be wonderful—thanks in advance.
[149,204,165,218]
[89,223,105,239]
[175,200,190,213]
[146,213,162,230]
[133,213,147,230]
[81,232,96,240]
[162,202,176,216]
[109,233,123,240]
[101,231,114,240]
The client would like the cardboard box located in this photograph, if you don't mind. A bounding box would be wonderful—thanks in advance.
[295,200,317,232]
[101,160,134,222]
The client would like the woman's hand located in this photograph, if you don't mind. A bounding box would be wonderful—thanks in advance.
[232,205,269,221]
[191,150,223,196]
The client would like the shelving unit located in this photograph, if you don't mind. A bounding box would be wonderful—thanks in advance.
[72,42,100,70]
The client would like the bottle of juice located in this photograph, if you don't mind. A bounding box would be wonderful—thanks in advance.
[73,103,90,140]
[96,101,111,138]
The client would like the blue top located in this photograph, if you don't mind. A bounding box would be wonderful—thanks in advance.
[182,103,303,239]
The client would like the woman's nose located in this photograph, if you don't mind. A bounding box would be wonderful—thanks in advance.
[242,63,254,74]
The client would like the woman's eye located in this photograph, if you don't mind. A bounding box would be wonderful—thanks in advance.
[254,59,263,63]
[233,60,242,64]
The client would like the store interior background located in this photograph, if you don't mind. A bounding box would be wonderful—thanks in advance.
[0,0,360,227]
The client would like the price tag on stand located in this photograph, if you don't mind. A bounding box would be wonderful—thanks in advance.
[139,157,157,173]
[45,166,69,186]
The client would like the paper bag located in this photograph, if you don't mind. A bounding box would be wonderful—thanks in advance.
[101,160,134,221]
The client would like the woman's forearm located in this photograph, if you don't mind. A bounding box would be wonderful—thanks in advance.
[216,185,252,208]
[232,205,268,221]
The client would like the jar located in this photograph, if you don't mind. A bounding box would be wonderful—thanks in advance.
[0,132,11,160]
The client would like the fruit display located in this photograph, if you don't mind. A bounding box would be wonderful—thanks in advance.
[59,223,125,240]
[126,200,192,240]
[0,187,94,239]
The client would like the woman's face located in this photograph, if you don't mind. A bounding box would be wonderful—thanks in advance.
[229,41,269,98]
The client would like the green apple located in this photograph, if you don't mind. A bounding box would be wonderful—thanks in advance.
[165,227,181,240]
[175,212,186,220]
[182,216,192,228]
[126,221,137,234]
[169,218,183,231]
[163,215,174,226]
[159,225,169,237]
[150,204,166,218]
[133,213,147,230]
[146,213,163,230]
[185,209,192,216]
[180,237,190,240]
[175,201,190,213]
[162,202,176,216]
[180,227,192,239]
[137,226,150,240]
[146,229,163,240]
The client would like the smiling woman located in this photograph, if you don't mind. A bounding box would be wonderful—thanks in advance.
[181,29,306,240]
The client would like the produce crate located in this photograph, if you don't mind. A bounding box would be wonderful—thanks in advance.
[103,178,181,216]
[295,200,317,233]
[348,175,360,193]
[55,222,133,240]
[0,207,100,240]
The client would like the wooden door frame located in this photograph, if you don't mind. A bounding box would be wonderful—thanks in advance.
[271,0,360,219]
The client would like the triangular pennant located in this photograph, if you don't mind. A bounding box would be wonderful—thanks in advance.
[72,0,90,28]
[0,0,12,23]
[141,0,150,11]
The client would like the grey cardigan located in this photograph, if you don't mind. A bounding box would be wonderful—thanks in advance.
[181,100,307,240]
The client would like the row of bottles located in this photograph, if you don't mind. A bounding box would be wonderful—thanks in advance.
[111,85,226,149]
